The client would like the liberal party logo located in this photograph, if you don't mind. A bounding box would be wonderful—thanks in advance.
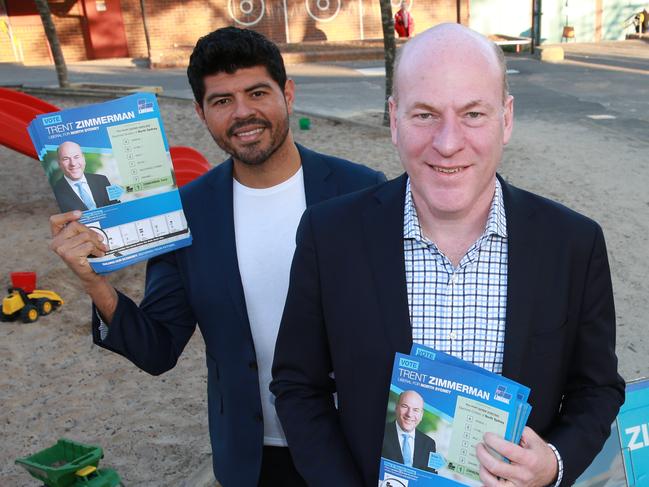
[137,98,154,114]
[494,384,513,404]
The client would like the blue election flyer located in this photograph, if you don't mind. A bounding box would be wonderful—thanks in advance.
[380,350,531,487]
[410,343,531,445]
[28,93,192,273]
[617,378,649,486]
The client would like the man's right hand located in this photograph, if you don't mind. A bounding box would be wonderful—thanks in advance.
[50,211,106,280]
[49,211,118,323]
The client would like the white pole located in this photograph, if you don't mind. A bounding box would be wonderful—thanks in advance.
[283,0,291,43]
[359,0,364,40]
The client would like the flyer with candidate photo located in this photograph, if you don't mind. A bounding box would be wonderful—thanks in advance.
[379,350,530,487]
[28,93,192,273]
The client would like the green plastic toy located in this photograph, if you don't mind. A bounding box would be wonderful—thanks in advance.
[15,438,123,487]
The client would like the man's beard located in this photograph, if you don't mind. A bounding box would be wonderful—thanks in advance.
[211,113,290,166]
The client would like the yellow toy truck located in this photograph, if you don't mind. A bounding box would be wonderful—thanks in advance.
[1,272,63,323]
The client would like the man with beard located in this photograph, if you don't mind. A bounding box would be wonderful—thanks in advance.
[48,27,385,487]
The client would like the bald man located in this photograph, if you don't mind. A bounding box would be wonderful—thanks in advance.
[381,391,436,472]
[52,141,116,212]
[272,24,624,486]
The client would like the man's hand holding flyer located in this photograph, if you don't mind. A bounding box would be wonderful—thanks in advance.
[379,344,531,487]
[28,93,192,273]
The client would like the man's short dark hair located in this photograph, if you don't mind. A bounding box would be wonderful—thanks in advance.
[187,27,287,106]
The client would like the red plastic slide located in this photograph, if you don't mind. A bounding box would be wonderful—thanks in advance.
[0,89,212,186]
[0,87,59,113]
[170,146,211,186]
[0,88,60,159]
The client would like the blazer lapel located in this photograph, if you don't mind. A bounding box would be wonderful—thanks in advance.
[87,175,103,205]
[62,179,87,210]
[198,144,342,328]
[203,160,249,324]
[362,175,412,354]
[500,176,539,382]
[299,145,337,205]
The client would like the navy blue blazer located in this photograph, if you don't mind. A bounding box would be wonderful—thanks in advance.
[53,172,115,212]
[272,174,625,486]
[91,144,385,487]
[381,422,436,472]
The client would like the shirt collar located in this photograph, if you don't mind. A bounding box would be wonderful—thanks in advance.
[395,421,416,439]
[64,174,88,186]
[403,177,507,243]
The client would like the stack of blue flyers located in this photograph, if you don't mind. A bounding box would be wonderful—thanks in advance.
[379,343,531,487]
[28,93,192,273]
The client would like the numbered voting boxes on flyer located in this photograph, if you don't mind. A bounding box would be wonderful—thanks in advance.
[379,344,531,487]
[28,93,192,273]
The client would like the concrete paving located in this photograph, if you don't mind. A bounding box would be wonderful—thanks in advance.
[1,39,648,128]
[2,39,648,487]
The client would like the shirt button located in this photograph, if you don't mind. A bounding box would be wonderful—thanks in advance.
[449,331,457,339]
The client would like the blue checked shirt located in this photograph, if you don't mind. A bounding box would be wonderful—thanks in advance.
[404,177,508,374]
[403,177,564,485]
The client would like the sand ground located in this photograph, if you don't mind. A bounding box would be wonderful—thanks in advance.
[1,94,647,486]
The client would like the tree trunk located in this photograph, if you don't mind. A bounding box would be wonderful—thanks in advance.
[34,0,70,88]
[379,0,396,127]
[139,0,153,68]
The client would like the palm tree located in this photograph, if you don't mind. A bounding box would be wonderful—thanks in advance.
[34,0,70,88]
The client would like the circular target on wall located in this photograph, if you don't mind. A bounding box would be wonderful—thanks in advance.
[228,0,265,26]
[305,0,341,23]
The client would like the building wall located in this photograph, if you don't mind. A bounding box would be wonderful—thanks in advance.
[1,1,90,64]
[115,0,149,59]
[0,0,468,66]
[536,0,644,43]
[469,0,532,38]
[466,0,646,44]
[601,0,647,39]
[540,0,597,43]
[2,0,645,65]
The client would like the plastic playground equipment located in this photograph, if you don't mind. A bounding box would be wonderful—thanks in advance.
[15,438,123,487]
[0,88,211,185]
[0,88,60,159]
[170,145,211,186]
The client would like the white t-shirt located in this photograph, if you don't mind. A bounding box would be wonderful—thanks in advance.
[233,167,306,446]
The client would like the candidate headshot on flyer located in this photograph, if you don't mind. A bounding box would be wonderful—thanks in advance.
[49,140,120,213]
[382,390,438,473]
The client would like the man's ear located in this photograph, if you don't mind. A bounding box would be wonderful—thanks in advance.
[502,94,514,146]
[194,101,206,123]
[284,79,296,114]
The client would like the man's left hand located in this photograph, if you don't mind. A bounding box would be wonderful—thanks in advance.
[476,426,558,487]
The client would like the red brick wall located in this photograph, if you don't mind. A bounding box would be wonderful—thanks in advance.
[0,0,469,66]
[1,1,90,65]
[120,0,150,59]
